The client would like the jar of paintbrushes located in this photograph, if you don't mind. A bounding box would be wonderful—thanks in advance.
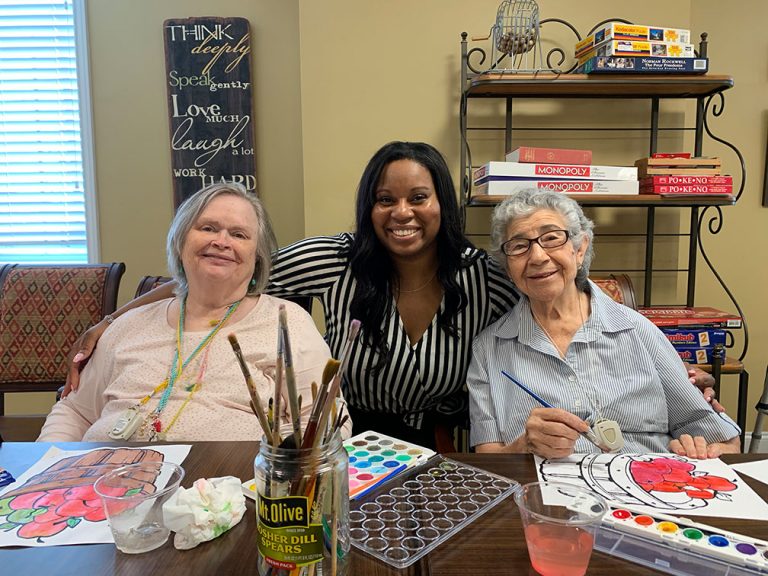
[254,426,349,575]
[229,305,359,576]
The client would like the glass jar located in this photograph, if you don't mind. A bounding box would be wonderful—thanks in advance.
[254,429,349,575]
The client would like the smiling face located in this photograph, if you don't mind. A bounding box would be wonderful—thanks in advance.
[503,209,588,303]
[370,159,441,261]
[180,194,259,294]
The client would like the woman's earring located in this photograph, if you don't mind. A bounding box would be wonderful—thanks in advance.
[249,277,257,288]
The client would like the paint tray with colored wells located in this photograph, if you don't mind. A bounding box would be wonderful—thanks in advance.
[240,431,434,502]
[345,431,435,499]
[597,505,768,575]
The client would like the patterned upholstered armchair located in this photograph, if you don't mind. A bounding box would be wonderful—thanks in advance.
[0,263,125,438]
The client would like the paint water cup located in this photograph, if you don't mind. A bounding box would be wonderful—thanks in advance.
[94,461,185,554]
[515,481,608,576]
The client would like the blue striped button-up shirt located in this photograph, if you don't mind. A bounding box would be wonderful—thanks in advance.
[468,280,740,452]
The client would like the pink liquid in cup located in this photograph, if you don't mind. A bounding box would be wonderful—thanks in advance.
[524,523,595,576]
[515,481,607,576]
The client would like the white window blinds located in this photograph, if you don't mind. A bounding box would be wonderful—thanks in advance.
[0,0,90,264]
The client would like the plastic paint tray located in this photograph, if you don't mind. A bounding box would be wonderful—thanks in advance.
[596,524,768,576]
[349,455,519,568]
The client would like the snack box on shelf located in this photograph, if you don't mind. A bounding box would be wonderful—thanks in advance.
[641,175,733,186]
[640,184,733,195]
[577,56,708,75]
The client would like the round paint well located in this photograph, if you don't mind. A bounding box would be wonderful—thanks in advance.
[367,445,381,452]
[352,440,366,447]
[383,460,400,468]
[683,528,704,541]
[344,445,354,452]
[356,473,374,481]
[708,535,729,548]
[369,455,384,463]
[353,451,369,458]
[364,435,379,441]
[634,515,654,527]
[395,454,412,462]
[735,543,758,556]
[381,450,396,456]
[348,467,358,475]
[612,509,631,520]
[356,461,371,468]
[657,521,678,534]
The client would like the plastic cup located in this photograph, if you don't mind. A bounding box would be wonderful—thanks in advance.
[514,481,607,576]
[94,461,184,554]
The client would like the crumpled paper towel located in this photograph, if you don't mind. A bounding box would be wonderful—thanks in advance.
[162,476,246,550]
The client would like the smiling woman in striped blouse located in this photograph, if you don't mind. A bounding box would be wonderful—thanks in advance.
[467,189,740,459]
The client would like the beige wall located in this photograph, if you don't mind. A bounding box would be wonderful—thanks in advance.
[10,0,768,438]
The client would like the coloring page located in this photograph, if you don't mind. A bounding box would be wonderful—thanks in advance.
[0,444,191,547]
[535,453,768,521]
[731,459,768,487]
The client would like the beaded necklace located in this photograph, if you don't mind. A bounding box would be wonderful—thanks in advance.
[145,296,242,441]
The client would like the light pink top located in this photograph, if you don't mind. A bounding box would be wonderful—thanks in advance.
[38,295,352,442]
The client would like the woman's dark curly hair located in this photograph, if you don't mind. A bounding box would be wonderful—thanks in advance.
[347,141,475,365]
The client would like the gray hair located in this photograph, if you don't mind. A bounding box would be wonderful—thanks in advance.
[166,182,277,298]
[489,189,594,289]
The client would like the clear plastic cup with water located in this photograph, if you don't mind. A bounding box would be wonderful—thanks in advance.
[94,461,184,554]
[514,481,608,576]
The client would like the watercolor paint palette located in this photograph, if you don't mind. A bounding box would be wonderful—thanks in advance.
[344,431,435,499]
[349,455,519,568]
[596,505,768,575]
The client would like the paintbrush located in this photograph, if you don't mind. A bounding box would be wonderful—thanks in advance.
[228,333,274,445]
[272,326,284,447]
[314,320,360,446]
[300,358,339,450]
[279,305,302,448]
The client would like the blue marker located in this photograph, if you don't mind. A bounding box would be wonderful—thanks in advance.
[500,370,604,450]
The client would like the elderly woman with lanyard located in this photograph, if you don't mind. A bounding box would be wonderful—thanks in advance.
[64,143,717,451]
[467,189,740,459]
[39,183,351,442]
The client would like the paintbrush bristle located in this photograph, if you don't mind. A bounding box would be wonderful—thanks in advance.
[322,359,341,387]
[227,333,241,350]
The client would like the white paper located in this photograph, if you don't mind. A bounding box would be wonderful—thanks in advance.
[534,453,768,521]
[731,459,768,487]
[0,445,191,547]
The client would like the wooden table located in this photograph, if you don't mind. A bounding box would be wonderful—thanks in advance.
[0,443,766,576]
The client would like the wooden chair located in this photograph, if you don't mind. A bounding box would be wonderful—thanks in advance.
[590,273,637,310]
[135,275,315,314]
[0,263,125,440]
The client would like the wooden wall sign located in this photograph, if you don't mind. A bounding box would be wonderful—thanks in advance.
[163,17,256,208]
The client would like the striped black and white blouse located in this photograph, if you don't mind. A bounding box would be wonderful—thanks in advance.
[267,233,519,430]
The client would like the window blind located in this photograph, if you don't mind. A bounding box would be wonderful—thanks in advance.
[0,0,87,263]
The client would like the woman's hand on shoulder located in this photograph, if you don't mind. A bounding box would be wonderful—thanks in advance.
[524,408,589,459]
[668,434,740,459]
[685,363,724,413]
[62,320,109,397]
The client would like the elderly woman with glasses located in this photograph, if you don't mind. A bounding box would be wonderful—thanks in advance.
[467,189,740,459]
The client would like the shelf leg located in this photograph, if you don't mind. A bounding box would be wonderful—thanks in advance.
[643,207,655,306]
[649,98,659,154]
[687,207,699,306]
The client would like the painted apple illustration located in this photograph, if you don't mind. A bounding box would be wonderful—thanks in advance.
[630,457,737,500]
[0,448,163,542]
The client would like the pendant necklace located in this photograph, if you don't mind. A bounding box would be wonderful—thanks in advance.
[576,291,624,453]
[108,297,241,441]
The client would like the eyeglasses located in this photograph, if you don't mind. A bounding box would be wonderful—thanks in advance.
[501,229,570,257]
